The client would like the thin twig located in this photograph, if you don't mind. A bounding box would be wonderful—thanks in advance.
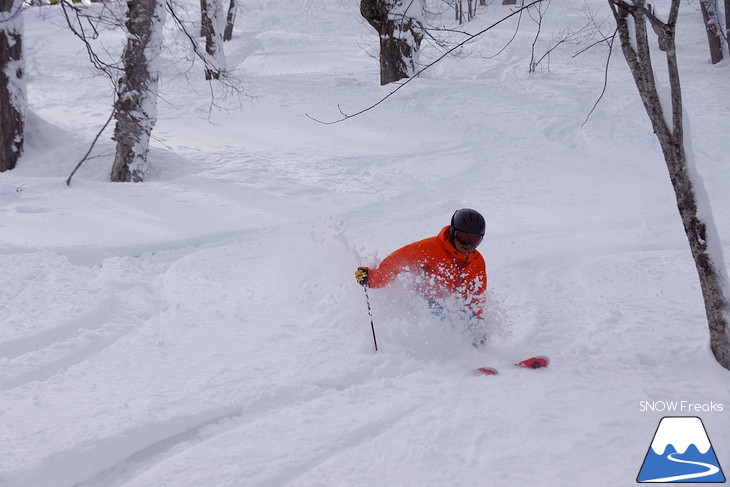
[582,28,617,126]
[572,35,613,57]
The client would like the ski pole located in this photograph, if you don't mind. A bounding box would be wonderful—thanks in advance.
[363,286,378,352]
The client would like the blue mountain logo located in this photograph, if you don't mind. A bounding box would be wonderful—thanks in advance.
[637,416,726,483]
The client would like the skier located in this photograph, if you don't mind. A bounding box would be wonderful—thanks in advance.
[355,208,488,341]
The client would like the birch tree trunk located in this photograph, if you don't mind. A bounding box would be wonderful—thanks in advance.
[360,0,424,85]
[202,0,225,80]
[200,0,210,38]
[0,0,25,172]
[111,0,166,182]
[609,0,730,370]
[223,0,236,42]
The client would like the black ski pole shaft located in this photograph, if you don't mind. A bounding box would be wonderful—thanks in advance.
[363,286,378,352]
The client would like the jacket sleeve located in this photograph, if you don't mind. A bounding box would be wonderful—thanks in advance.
[367,243,422,288]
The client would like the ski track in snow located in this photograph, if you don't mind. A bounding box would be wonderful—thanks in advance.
[2,0,729,486]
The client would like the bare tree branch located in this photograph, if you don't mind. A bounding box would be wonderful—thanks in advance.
[66,108,116,186]
[528,0,549,72]
[57,0,120,84]
[582,28,617,126]
[481,0,526,60]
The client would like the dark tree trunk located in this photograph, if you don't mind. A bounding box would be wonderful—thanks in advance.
[201,0,223,79]
[609,0,730,370]
[699,0,724,63]
[200,0,210,38]
[111,0,165,182]
[223,0,236,41]
[360,0,424,85]
[0,0,25,172]
[725,0,730,53]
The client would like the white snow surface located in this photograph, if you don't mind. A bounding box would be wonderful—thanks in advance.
[2,1,730,486]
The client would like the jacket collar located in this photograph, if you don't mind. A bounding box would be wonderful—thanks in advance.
[438,225,470,262]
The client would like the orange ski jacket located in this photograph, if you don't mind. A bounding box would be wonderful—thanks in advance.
[367,226,487,317]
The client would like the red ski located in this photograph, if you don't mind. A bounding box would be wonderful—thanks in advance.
[474,356,549,375]
[515,356,549,369]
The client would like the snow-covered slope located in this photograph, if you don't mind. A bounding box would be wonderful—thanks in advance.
[1,1,729,486]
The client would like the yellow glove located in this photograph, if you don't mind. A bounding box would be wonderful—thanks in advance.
[355,267,369,287]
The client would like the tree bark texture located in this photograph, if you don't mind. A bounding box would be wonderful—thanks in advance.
[223,0,236,42]
[360,0,424,85]
[699,0,724,64]
[725,0,730,54]
[0,0,25,172]
[202,0,224,79]
[111,0,165,182]
[200,0,210,38]
[609,0,730,370]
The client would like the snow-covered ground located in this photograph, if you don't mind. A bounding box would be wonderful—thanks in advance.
[2,0,729,486]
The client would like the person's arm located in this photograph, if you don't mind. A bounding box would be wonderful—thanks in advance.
[367,243,419,288]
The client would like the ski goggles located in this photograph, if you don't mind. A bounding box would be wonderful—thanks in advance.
[454,231,483,248]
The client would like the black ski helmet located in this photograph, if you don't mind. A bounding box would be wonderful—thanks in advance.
[450,208,485,236]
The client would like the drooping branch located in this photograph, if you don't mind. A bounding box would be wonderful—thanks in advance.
[307,0,545,124]
[57,0,121,85]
